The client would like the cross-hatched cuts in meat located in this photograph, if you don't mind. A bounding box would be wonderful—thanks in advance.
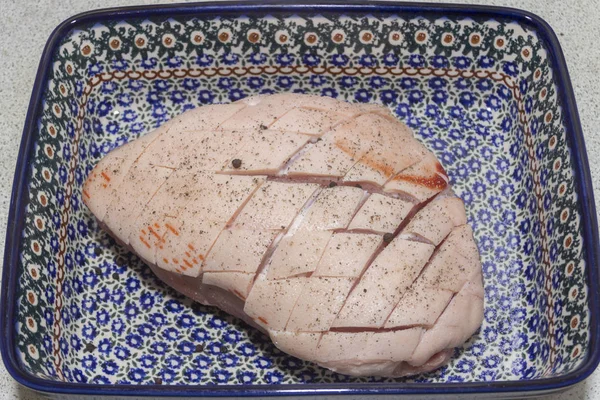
[83,93,483,377]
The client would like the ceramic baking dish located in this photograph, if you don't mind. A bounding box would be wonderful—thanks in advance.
[1,1,599,397]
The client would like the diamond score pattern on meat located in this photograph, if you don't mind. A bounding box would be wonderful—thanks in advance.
[84,94,483,377]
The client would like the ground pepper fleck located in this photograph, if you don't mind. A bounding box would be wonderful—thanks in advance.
[383,233,394,243]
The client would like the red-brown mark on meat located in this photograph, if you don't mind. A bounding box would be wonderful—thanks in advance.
[393,162,448,190]
[335,138,396,178]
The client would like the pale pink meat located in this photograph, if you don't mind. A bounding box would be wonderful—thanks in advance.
[265,230,332,279]
[102,164,174,242]
[220,129,312,174]
[286,277,355,332]
[400,196,467,245]
[348,193,415,233]
[203,229,279,274]
[244,277,307,330]
[384,152,450,202]
[84,93,483,377]
[313,233,382,278]
[83,125,167,221]
[270,107,348,135]
[232,181,319,230]
[270,331,321,361]
[332,239,435,328]
[202,271,255,300]
[299,185,365,231]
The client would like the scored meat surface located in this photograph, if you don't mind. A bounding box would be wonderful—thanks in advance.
[84,93,483,377]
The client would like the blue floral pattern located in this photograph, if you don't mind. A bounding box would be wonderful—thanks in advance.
[14,13,587,386]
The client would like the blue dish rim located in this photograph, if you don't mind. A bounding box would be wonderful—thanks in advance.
[1,1,598,397]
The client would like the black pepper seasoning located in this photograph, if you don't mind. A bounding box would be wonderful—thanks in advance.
[232,159,242,169]
[383,233,394,243]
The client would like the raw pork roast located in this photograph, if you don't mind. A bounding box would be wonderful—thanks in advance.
[84,94,483,377]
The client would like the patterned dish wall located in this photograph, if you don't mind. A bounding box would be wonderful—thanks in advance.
[4,3,595,395]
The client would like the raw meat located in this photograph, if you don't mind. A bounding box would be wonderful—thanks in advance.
[84,93,483,377]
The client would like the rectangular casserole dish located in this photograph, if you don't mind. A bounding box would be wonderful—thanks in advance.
[1,1,599,397]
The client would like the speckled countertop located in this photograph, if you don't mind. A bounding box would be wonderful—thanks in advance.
[0,0,599,399]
